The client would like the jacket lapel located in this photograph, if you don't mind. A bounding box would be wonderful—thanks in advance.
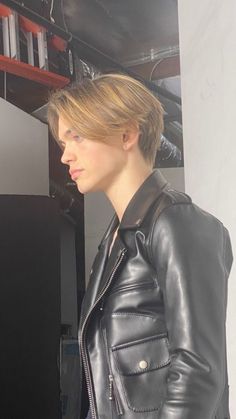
[95,234,127,299]
[80,214,120,323]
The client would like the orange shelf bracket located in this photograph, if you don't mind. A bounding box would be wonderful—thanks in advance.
[0,54,70,88]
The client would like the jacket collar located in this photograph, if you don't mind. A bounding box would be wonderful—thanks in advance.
[100,169,169,244]
[120,169,169,229]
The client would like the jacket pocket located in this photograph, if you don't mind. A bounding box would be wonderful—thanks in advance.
[111,334,170,412]
[108,279,156,296]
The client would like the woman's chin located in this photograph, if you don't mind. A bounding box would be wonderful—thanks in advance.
[75,181,96,195]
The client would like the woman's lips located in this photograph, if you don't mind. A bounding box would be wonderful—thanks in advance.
[70,169,84,180]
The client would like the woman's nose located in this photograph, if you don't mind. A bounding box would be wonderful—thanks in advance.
[60,143,75,165]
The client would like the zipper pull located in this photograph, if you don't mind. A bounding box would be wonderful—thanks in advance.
[108,374,123,415]
[109,374,114,400]
[99,298,104,311]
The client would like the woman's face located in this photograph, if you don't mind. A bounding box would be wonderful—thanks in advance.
[58,116,127,194]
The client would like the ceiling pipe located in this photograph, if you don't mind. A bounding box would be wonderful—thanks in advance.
[122,46,180,68]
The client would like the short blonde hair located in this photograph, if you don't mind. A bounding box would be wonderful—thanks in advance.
[47,73,164,166]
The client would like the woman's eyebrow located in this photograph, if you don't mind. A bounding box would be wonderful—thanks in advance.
[59,128,72,142]
[64,129,72,137]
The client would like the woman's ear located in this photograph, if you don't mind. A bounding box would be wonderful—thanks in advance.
[122,126,140,151]
[122,131,129,149]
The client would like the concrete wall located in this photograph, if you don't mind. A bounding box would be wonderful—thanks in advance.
[84,190,114,284]
[178,0,236,415]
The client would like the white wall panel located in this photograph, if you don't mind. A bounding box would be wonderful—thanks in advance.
[0,98,49,195]
[178,0,236,415]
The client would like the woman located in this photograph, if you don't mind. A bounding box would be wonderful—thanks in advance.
[47,73,233,419]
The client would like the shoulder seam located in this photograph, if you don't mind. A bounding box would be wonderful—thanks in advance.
[147,200,193,267]
[163,187,192,204]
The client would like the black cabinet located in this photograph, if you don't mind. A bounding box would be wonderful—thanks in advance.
[0,196,61,419]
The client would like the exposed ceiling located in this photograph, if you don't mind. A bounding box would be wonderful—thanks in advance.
[62,0,179,65]
[0,0,183,171]
[3,0,180,83]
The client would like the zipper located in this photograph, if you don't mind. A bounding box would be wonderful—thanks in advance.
[79,248,127,419]
[103,328,124,416]
[109,374,124,416]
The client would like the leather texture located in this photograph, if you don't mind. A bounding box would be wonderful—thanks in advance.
[79,169,233,419]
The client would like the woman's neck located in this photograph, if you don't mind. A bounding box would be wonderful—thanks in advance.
[105,166,153,223]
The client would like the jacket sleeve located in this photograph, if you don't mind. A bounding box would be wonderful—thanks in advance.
[149,202,233,419]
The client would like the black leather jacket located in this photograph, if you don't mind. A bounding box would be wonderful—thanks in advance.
[78,169,233,419]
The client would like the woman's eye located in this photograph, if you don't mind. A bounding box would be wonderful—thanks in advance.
[73,135,82,142]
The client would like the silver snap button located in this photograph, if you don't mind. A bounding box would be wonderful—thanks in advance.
[139,360,148,369]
